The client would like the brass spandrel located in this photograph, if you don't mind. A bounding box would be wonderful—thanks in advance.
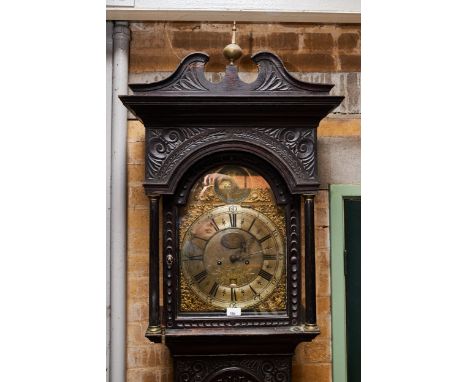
[254,272,287,312]
[178,203,216,242]
[179,273,218,312]
[243,188,273,203]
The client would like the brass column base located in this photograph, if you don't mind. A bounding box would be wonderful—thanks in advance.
[146,325,162,335]
[303,323,320,332]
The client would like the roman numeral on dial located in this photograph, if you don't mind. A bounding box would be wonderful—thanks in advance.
[258,269,273,281]
[259,234,272,244]
[248,218,256,232]
[249,285,258,295]
[190,234,208,243]
[210,219,219,231]
[194,270,208,283]
[188,255,204,261]
[209,282,219,297]
[263,254,277,260]
[229,213,237,227]
[231,287,237,302]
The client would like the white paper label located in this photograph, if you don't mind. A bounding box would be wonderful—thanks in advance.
[226,307,241,316]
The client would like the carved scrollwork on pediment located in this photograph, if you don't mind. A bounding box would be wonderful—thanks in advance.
[128,51,334,94]
[164,64,209,91]
[129,53,211,93]
[250,51,334,93]
[254,71,292,91]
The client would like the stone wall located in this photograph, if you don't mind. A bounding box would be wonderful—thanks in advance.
[125,21,360,382]
[129,22,360,73]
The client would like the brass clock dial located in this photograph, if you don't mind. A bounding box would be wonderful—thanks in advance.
[181,205,284,309]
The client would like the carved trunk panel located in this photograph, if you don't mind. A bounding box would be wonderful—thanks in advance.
[175,355,291,382]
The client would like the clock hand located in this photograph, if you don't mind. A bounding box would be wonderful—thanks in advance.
[244,248,273,257]
[241,241,247,253]
[234,248,274,263]
[230,246,274,263]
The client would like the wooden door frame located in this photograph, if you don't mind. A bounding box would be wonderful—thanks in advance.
[329,184,361,382]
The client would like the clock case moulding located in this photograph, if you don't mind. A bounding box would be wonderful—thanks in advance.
[120,51,343,357]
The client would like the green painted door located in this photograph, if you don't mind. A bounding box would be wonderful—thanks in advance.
[344,198,361,382]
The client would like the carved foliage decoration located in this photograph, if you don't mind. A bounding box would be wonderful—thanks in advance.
[251,52,334,93]
[206,369,259,382]
[146,127,317,184]
[254,70,292,91]
[146,128,203,179]
[164,63,209,91]
[175,356,290,382]
[257,128,316,178]
[128,53,211,93]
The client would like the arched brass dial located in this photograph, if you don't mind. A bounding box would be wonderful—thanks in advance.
[181,205,285,309]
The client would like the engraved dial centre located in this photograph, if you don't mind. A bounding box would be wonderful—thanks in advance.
[205,228,263,287]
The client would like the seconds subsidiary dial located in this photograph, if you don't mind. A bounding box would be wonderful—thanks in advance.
[181,205,285,309]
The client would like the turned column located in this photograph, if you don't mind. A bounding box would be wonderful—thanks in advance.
[304,194,318,330]
[147,194,161,334]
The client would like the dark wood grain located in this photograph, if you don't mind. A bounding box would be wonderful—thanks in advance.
[162,326,319,355]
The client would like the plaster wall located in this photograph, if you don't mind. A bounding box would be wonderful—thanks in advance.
[318,137,361,185]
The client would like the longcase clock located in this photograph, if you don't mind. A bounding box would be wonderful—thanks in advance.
[121,46,343,382]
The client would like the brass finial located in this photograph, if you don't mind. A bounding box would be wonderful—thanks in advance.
[231,20,237,44]
[223,21,242,65]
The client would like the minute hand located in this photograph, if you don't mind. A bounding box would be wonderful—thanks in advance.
[241,248,273,259]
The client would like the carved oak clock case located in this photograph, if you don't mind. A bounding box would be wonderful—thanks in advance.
[120,51,343,382]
